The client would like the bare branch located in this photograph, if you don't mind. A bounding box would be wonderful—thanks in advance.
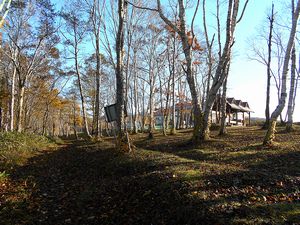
[157,0,180,33]
[126,1,158,12]
[237,0,249,23]
[191,0,200,37]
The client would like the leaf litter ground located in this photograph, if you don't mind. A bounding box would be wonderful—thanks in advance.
[1,127,300,224]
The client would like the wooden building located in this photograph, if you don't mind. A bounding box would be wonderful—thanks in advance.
[212,96,253,126]
[152,96,253,129]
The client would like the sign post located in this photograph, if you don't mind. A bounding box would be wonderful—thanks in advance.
[104,104,117,122]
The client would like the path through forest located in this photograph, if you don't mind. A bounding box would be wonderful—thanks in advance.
[2,139,206,225]
[1,128,300,225]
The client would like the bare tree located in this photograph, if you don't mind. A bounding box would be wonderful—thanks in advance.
[61,3,92,138]
[131,46,139,133]
[264,3,275,129]
[202,0,215,108]
[128,0,249,142]
[125,3,146,134]
[219,74,229,135]
[164,29,179,135]
[115,0,132,152]
[249,3,275,128]
[286,45,296,131]
[3,0,58,132]
[127,0,202,141]
[200,0,249,140]
[264,0,300,145]
[86,0,106,138]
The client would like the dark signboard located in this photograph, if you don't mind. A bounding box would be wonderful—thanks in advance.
[104,104,117,122]
[104,103,128,123]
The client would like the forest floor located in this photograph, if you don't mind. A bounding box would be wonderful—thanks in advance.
[0,126,300,225]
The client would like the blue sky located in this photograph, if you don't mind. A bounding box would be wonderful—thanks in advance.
[195,0,299,121]
[227,0,275,119]
[53,0,299,122]
[227,0,299,121]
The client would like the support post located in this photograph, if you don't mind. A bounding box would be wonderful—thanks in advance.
[248,112,251,126]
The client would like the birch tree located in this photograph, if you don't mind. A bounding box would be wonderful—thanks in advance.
[128,0,248,142]
[61,2,92,138]
[264,4,275,129]
[115,0,132,152]
[263,0,300,145]
[3,0,57,132]
[249,3,275,129]
[85,0,106,138]
[200,0,249,140]
[286,46,297,132]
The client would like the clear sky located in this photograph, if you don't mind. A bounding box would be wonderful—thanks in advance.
[226,0,300,121]
[191,0,298,121]
[53,0,299,122]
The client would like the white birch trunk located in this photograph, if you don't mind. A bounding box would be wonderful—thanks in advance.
[17,85,25,132]
[286,46,296,131]
[9,67,16,131]
[116,0,132,152]
[264,0,300,145]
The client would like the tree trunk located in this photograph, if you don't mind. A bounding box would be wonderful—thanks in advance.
[116,0,132,152]
[132,50,138,134]
[200,0,239,141]
[203,0,213,108]
[148,64,154,139]
[9,67,16,131]
[286,45,296,132]
[183,46,203,141]
[94,36,101,138]
[0,107,2,131]
[42,103,50,135]
[179,13,202,142]
[164,80,171,132]
[141,81,145,132]
[17,85,25,132]
[263,3,274,129]
[219,75,228,135]
[171,70,176,134]
[70,13,92,138]
[171,35,176,135]
[73,35,91,138]
[157,0,202,142]
[159,72,167,136]
[264,0,300,145]
[89,0,104,138]
[73,101,79,140]
[75,60,91,138]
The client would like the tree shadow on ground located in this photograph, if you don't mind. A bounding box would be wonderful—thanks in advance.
[198,150,300,224]
[1,140,222,225]
[2,136,300,225]
[133,132,300,224]
[134,136,237,164]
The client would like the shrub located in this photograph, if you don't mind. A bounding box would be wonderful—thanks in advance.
[0,132,56,170]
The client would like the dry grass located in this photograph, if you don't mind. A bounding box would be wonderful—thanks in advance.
[1,126,299,224]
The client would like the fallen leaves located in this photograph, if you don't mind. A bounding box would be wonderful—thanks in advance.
[1,127,300,224]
